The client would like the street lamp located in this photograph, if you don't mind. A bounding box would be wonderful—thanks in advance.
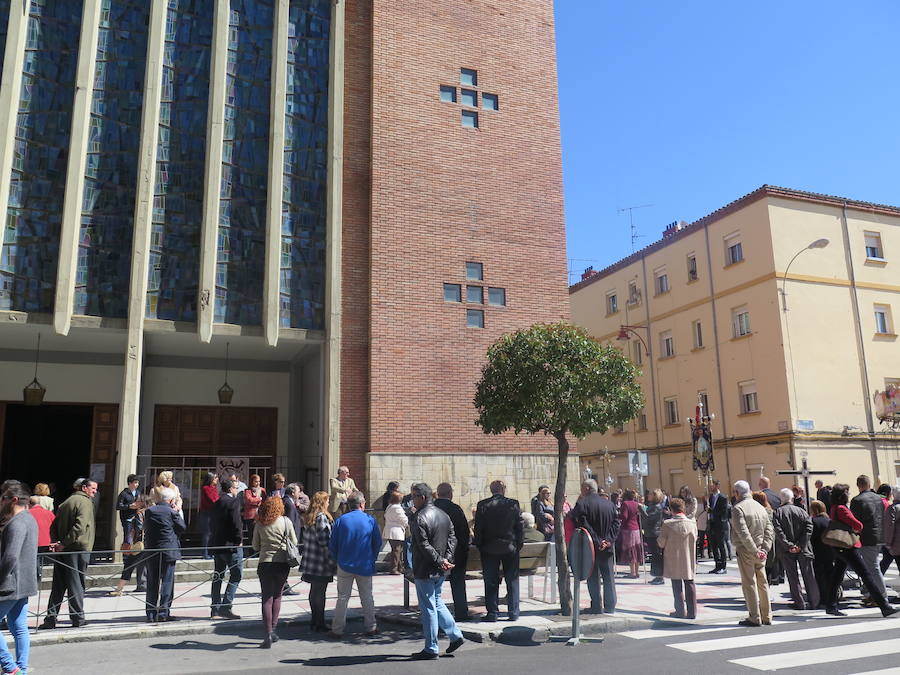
[780,238,829,311]
[616,324,649,356]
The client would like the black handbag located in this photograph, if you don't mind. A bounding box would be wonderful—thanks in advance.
[272,517,302,567]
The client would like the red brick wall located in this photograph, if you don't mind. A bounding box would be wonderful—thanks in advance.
[340,0,572,474]
[339,0,373,478]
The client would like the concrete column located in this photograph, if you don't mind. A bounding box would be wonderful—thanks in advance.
[322,0,345,487]
[263,0,289,347]
[53,0,103,336]
[198,0,230,343]
[114,0,167,515]
[0,0,29,241]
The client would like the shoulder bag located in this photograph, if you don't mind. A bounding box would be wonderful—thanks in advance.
[821,517,860,549]
[272,516,302,567]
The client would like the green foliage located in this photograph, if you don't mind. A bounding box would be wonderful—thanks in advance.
[474,322,644,439]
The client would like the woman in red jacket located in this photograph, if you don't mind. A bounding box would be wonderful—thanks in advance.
[825,483,897,617]
[199,472,220,559]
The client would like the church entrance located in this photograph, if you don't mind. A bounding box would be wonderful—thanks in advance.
[0,403,94,504]
[0,402,119,548]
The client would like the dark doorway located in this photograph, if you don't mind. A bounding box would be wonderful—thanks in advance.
[1,404,94,507]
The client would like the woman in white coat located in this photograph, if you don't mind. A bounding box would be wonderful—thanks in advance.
[382,491,408,574]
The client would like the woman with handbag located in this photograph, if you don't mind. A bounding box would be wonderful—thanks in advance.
[299,491,336,633]
[252,496,298,647]
[824,484,897,617]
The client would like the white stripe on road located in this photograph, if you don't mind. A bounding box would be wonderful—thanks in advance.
[623,608,883,642]
[731,639,900,671]
[621,623,741,640]
[671,618,900,653]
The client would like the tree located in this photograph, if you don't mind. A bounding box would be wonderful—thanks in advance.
[473,322,643,615]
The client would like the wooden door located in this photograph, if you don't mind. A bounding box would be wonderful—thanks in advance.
[91,404,118,549]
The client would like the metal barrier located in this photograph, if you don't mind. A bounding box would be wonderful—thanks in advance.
[401,542,558,609]
[33,545,298,628]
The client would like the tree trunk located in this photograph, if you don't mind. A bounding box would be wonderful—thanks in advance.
[553,431,572,615]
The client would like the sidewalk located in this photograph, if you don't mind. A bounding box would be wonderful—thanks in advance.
[21,556,899,647]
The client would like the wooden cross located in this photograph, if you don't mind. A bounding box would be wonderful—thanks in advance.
[776,457,836,510]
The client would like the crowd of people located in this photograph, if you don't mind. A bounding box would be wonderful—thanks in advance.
[563,473,900,625]
[2,465,900,670]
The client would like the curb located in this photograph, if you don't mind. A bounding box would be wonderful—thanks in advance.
[375,609,656,645]
[20,609,656,647]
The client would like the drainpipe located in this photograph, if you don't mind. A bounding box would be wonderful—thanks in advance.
[703,222,732,484]
[839,202,879,477]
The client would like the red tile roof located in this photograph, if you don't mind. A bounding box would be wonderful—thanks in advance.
[569,185,900,293]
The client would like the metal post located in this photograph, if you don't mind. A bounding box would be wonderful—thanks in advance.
[549,542,557,605]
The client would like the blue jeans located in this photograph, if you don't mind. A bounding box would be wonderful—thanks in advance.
[212,549,243,611]
[0,598,29,673]
[414,576,462,655]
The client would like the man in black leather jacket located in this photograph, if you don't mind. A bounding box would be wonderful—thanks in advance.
[851,474,888,601]
[474,480,523,622]
[409,483,465,660]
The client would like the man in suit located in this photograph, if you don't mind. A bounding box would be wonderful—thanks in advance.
[851,474,888,603]
[815,480,832,511]
[209,479,243,619]
[731,480,774,626]
[280,483,304,598]
[143,487,186,622]
[569,479,620,614]
[707,480,731,573]
[434,482,471,621]
[758,476,782,509]
[773,488,818,610]
[283,483,303,540]
[474,480,523,622]
[328,466,358,517]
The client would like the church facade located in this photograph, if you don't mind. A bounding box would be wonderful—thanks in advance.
[0,0,574,544]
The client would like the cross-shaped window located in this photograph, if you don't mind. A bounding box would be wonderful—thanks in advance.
[443,262,507,328]
[439,68,500,128]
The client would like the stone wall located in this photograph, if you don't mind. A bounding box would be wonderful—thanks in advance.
[366,451,582,516]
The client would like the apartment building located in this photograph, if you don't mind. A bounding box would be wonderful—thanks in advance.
[570,185,900,495]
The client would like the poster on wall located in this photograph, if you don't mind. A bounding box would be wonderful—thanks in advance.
[216,457,249,487]
[627,451,649,476]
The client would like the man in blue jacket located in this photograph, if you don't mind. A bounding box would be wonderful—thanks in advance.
[326,491,382,639]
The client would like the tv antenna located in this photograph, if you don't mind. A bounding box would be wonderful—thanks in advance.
[617,204,653,253]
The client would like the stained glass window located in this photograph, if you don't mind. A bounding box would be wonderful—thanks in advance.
[146,0,212,321]
[1,0,83,313]
[75,0,149,317]
[215,0,273,326]
[281,0,329,329]
[0,0,10,83]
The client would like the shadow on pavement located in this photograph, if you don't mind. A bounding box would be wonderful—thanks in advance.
[150,639,259,651]
[283,655,417,667]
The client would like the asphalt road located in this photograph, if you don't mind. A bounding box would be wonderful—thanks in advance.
[30,612,900,674]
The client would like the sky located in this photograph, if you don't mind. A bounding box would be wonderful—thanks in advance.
[554,1,900,284]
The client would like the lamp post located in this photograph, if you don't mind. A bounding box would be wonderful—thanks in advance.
[780,238,829,451]
[616,324,649,356]
[780,238,829,311]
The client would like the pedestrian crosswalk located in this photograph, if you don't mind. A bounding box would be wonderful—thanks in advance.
[621,610,900,672]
